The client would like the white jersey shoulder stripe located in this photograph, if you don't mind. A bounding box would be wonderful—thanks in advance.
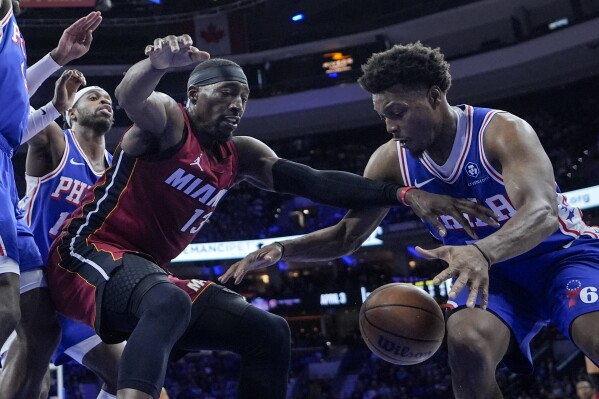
[397,142,411,186]
[38,131,70,183]
[478,110,503,184]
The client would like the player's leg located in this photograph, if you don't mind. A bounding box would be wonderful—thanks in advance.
[585,357,599,396]
[571,311,599,366]
[549,240,599,374]
[173,282,291,399]
[0,154,22,347]
[56,314,123,397]
[0,272,20,347]
[100,254,192,399]
[82,341,124,396]
[38,368,51,399]
[0,269,61,398]
[446,307,510,399]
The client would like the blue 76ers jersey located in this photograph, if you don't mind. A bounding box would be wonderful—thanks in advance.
[398,105,598,262]
[19,130,112,260]
[0,5,28,152]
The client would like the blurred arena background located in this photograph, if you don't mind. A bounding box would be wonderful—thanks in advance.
[11,0,599,397]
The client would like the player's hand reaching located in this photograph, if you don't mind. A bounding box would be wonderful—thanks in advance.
[416,244,490,310]
[50,11,103,66]
[219,243,283,285]
[145,35,210,70]
[52,70,86,113]
[404,189,500,240]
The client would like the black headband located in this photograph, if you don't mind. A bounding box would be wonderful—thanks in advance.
[187,64,248,88]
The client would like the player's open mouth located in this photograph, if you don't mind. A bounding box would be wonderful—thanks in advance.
[221,116,239,130]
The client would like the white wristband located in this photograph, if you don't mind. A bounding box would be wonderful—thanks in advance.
[27,53,61,98]
[23,103,61,143]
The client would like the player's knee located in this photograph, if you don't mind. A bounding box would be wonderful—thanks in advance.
[581,335,599,362]
[21,311,60,348]
[447,323,491,362]
[571,313,599,361]
[0,303,20,333]
[140,283,192,332]
[265,313,291,349]
[242,309,290,358]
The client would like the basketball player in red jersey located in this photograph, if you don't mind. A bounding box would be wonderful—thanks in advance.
[45,35,498,399]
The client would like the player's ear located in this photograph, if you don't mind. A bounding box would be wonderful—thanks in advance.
[187,86,198,104]
[428,86,442,106]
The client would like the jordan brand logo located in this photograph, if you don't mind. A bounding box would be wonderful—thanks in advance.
[190,154,204,171]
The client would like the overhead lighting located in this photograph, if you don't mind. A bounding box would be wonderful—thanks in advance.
[291,13,304,22]
[95,0,112,12]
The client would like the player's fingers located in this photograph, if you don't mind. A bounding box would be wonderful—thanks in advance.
[145,45,154,56]
[87,15,102,32]
[415,245,440,260]
[466,281,479,308]
[234,267,249,285]
[218,263,239,283]
[448,273,469,299]
[480,283,489,310]
[165,35,180,53]
[188,47,210,62]
[449,208,478,240]
[432,267,456,286]
[58,69,72,81]
[153,38,164,51]
[179,34,193,47]
[422,215,447,238]
[458,200,500,227]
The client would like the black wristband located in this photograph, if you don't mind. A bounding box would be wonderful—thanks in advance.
[471,242,491,267]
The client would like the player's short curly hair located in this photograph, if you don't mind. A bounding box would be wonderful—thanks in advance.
[357,42,451,94]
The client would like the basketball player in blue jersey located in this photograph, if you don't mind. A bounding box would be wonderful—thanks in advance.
[0,0,33,353]
[223,42,599,399]
[1,84,123,399]
[43,35,498,399]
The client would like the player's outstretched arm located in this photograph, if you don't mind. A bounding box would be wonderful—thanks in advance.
[221,139,501,284]
[27,12,102,98]
[49,11,102,66]
[115,34,209,136]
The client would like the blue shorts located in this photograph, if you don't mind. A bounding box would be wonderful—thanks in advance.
[16,220,43,272]
[0,153,41,273]
[449,237,599,374]
[52,314,102,366]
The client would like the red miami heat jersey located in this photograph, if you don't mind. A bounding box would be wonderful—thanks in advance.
[62,104,238,268]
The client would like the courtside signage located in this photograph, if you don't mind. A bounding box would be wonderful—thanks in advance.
[562,185,599,210]
[171,227,383,262]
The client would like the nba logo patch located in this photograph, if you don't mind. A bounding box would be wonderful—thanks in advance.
[464,162,479,178]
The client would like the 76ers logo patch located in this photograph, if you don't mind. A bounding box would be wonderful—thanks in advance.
[565,280,598,308]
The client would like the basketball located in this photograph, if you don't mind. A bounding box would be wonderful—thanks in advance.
[359,283,445,365]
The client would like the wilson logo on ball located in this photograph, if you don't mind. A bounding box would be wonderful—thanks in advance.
[376,335,434,359]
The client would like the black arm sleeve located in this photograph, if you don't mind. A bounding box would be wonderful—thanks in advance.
[271,159,403,208]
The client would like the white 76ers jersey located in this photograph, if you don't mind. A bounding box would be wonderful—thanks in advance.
[397,105,598,261]
[19,129,112,261]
